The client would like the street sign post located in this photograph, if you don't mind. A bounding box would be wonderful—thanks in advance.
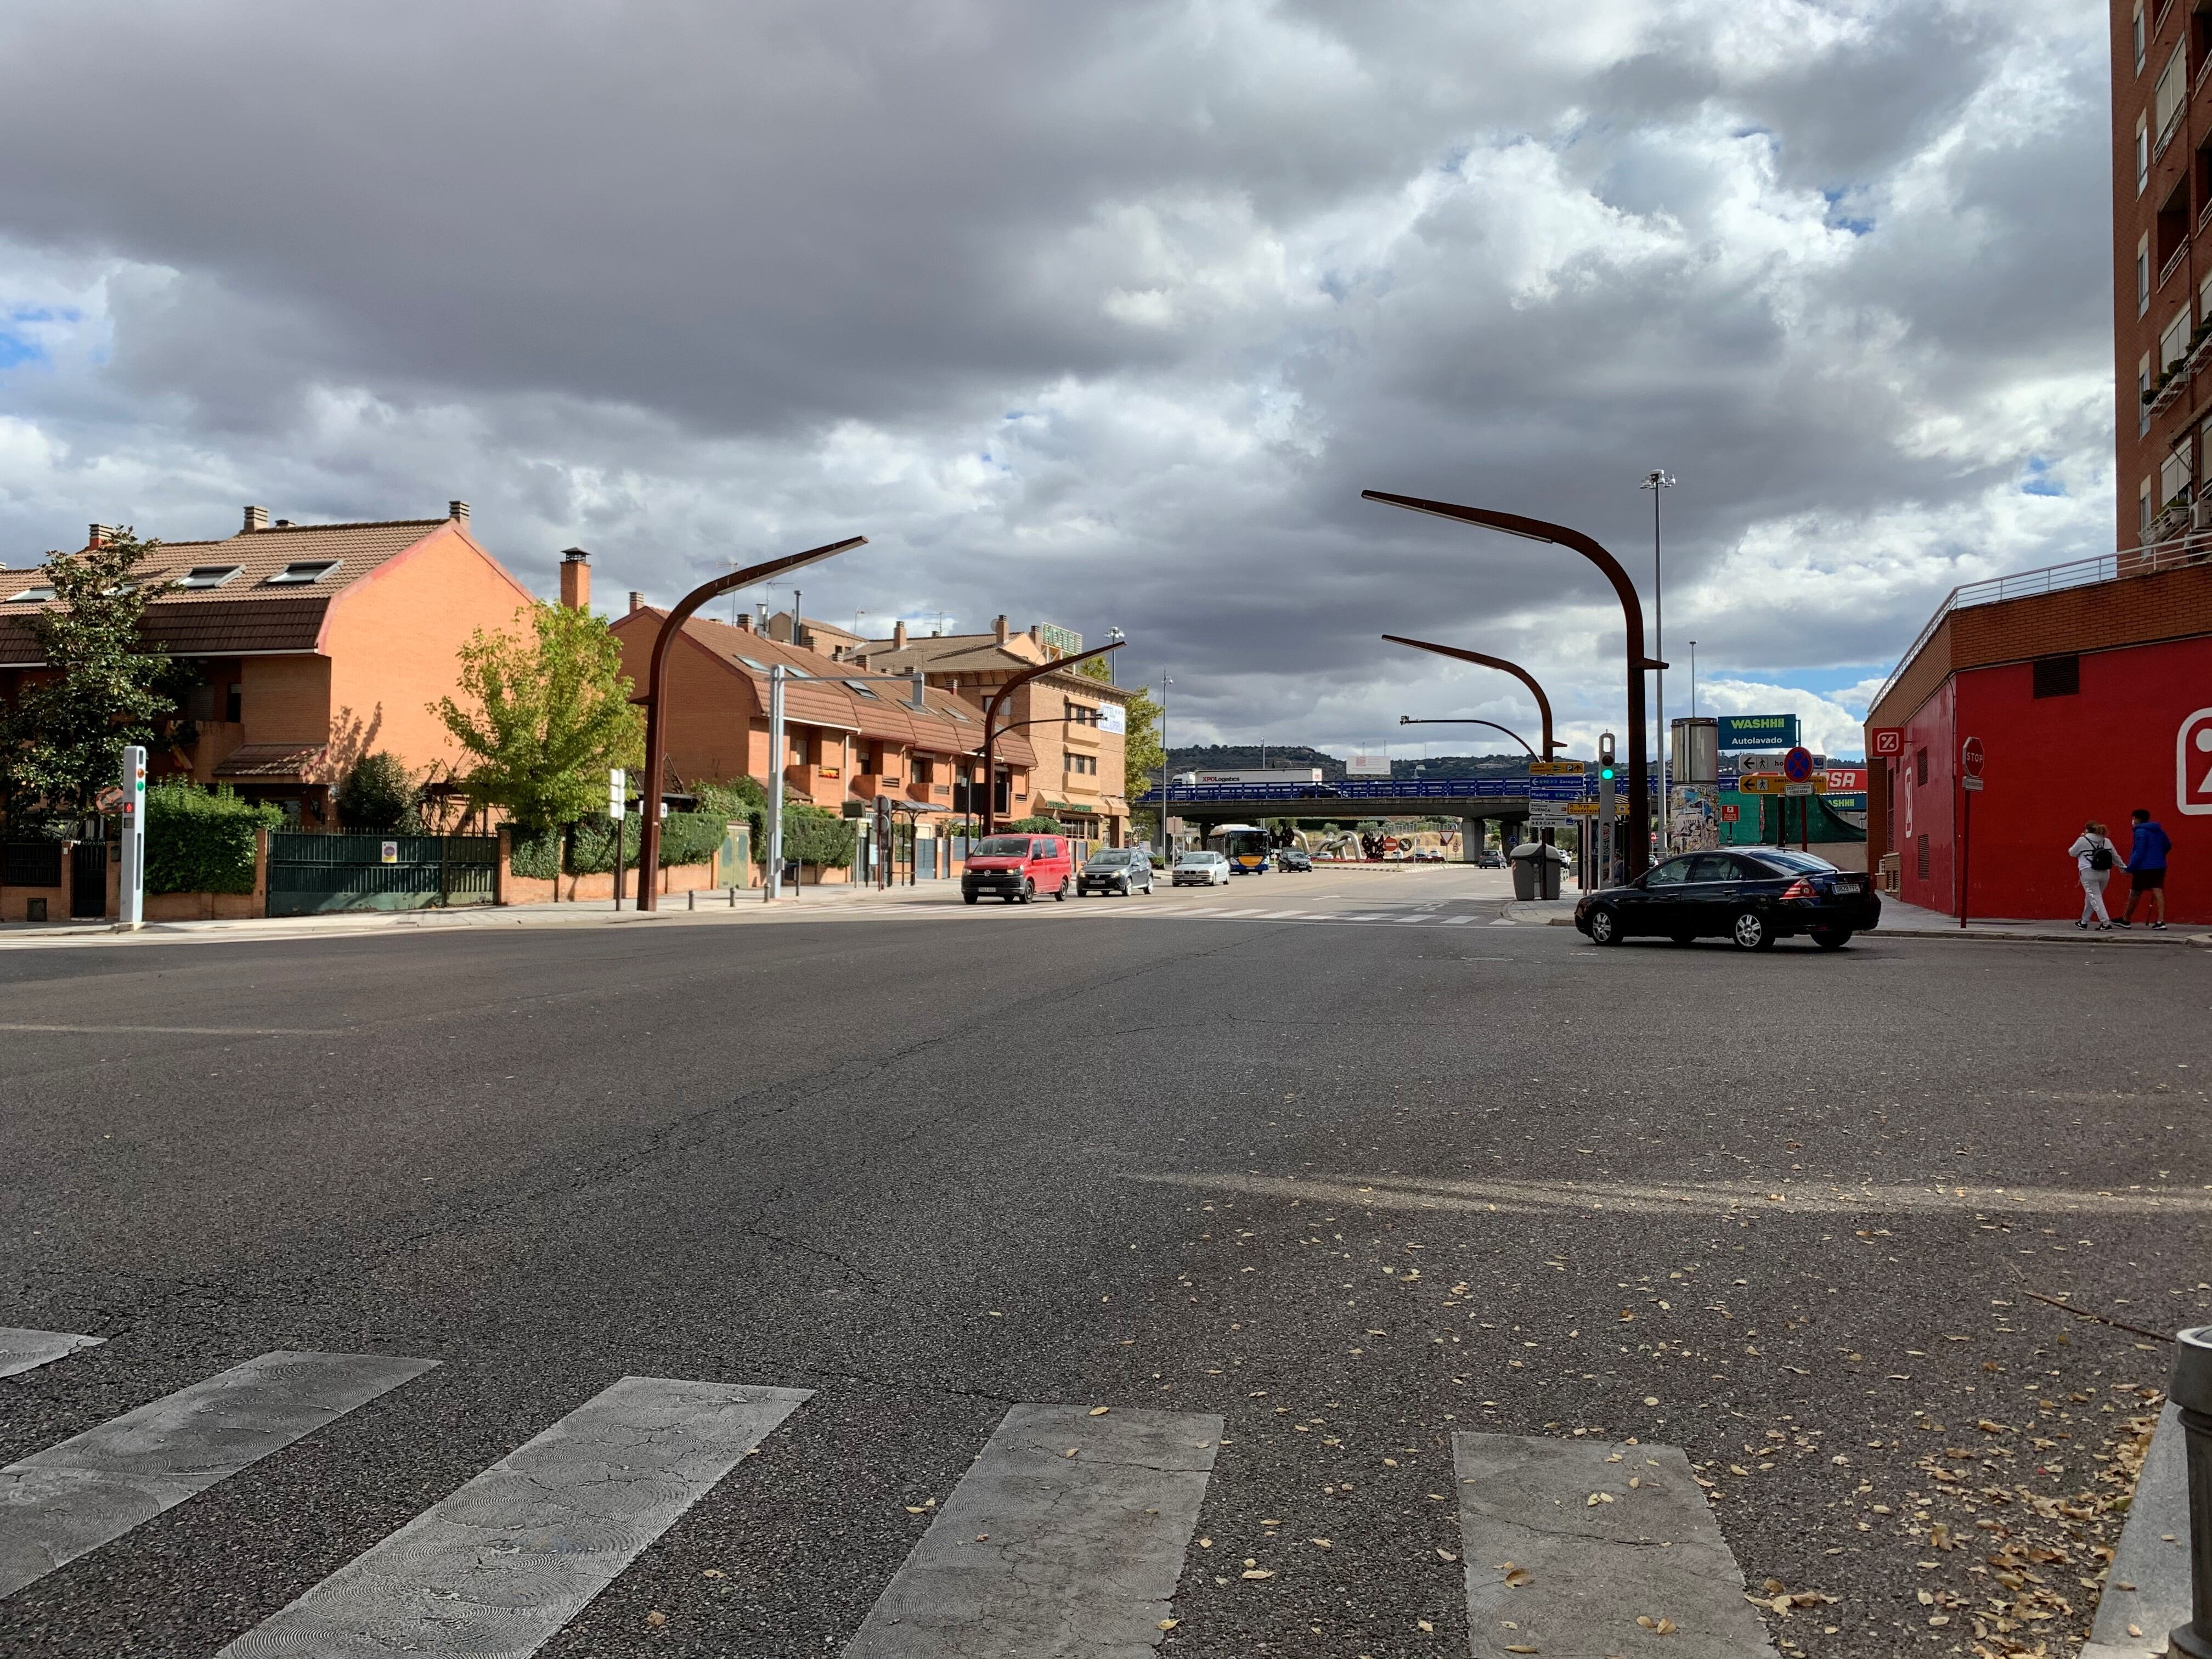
[1719,803,1740,823]
[1958,737,1984,928]
[117,745,146,929]
[609,767,628,910]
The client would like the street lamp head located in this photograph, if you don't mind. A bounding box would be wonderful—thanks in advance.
[1640,470,1675,490]
[1398,714,1412,724]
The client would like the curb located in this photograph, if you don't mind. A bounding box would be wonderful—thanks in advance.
[1876,924,2209,948]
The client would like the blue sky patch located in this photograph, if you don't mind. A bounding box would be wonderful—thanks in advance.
[2020,456,2066,496]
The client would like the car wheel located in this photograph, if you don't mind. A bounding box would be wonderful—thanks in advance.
[1054,877,1068,902]
[1812,929,1853,951]
[963,893,979,905]
[1019,879,1035,905]
[1730,909,1774,951]
[1587,906,1622,946]
[1119,878,1132,896]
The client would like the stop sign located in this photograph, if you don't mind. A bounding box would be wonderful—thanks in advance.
[1961,736,1985,779]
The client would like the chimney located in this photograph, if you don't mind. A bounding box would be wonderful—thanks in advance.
[87,523,111,547]
[735,612,753,633]
[559,547,591,612]
[853,651,870,670]
[449,500,470,523]
[1027,624,1041,642]
[893,620,907,649]
[993,614,1008,644]
[242,505,269,533]
[628,591,644,613]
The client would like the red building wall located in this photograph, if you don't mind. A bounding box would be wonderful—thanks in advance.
[1888,634,2212,923]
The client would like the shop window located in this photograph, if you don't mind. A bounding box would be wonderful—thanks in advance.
[2032,654,2080,698]
[1916,834,1929,880]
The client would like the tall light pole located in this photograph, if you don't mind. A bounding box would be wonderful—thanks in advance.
[1689,640,1697,719]
[1105,627,1125,685]
[1640,470,1674,853]
[1158,673,1172,851]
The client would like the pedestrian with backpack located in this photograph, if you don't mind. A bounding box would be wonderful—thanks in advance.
[2068,819,2119,930]
[2115,807,2172,930]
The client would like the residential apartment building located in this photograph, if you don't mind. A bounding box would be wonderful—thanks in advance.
[0,504,536,822]
[855,616,1133,847]
[2115,0,2212,545]
[606,583,1039,827]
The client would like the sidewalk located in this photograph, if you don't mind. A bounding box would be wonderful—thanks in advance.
[0,880,957,949]
[1877,894,2212,947]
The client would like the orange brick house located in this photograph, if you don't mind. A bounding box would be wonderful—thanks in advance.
[851,616,1133,845]
[606,587,1037,828]
[0,503,537,823]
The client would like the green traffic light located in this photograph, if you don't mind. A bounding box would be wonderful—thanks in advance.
[1600,765,1616,780]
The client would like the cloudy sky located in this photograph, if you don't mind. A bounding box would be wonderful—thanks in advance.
[0,0,2112,763]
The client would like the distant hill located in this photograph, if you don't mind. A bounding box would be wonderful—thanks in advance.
[1165,744,1528,781]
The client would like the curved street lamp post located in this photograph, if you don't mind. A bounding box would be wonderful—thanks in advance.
[633,535,867,911]
[978,640,1124,836]
[1397,715,1536,757]
[1362,492,1662,880]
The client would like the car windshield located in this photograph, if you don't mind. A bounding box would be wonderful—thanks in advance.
[1086,852,1134,867]
[973,837,1034,857]
[1744,850,1838,874]
[1173,854,1212,865]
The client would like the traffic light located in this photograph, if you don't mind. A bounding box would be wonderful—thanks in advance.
[1598,730,1616,781]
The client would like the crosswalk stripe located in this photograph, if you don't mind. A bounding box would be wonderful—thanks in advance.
[1437,916,1472,925]
[0,1328,101,1380]
[1454,1432,1771,1657]
[0,1351,435,1600]
[1341,913,1391,922]
[217,1376,810,1657]
[844,1403,1222,1657]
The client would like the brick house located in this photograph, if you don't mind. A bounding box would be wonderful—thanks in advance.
[1865,555,2212,923]
[0,503,537,823]
[847,615,1133,845]
[605,576,1037,837]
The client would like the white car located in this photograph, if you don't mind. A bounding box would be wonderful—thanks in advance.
[1171,851,1232,887]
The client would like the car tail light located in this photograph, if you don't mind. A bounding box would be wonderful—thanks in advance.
[1779,878,1816,900]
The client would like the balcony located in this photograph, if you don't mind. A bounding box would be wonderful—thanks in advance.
[2162,234,2192,290]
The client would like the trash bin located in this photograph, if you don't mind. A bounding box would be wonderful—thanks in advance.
[1509,840,1567,900]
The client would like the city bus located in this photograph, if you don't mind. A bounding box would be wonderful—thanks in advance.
[1207,823,1271,874]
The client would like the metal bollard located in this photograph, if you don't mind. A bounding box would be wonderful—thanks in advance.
[2171,1327,2212,1659]
[687,888,695,911]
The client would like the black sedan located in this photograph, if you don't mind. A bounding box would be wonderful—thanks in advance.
[1573,849,1881,950]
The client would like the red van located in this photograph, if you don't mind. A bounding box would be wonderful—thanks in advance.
[961,833,1075,904]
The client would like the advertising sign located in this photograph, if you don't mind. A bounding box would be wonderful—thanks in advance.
[2182,707,2212,816]
[1096,703,1126,735]
[1346,752,1392,777]
[1717,714,1801,752]
[1819,769,1866,793]
[1870,726,1904,757]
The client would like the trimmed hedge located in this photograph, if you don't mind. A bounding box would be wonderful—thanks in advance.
[783,805,855,869]
[145,783,282,895]
[510,811,728,878]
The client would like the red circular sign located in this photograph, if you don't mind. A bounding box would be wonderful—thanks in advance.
[1782,746,1814,782]
[1961,736,1985,778]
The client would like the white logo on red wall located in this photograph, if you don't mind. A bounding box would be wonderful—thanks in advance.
[2182,707,2212,816]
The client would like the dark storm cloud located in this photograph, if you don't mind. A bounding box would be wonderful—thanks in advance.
[0,0,2113,758]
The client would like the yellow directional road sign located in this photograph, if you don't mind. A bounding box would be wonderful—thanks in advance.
[1528,760,1586,775]
[1737,772,1787,795]
[1563,800,1600,815]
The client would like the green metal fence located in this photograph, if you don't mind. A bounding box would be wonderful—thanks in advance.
[267,832,500,917]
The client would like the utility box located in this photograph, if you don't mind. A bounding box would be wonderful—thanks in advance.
[1509,840,1568,900]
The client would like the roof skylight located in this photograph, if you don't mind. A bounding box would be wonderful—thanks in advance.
[178,565,243,589]
[5,585,53,603]
[264,560,340,585]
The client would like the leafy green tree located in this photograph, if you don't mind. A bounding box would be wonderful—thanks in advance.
[335,752,416,830]
[430,603,643,833]
[3,531,175,824]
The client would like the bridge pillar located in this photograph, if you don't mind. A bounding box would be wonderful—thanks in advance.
[1460,816,1484,864]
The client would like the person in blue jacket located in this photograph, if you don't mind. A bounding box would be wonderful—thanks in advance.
[2117,807,2172,929]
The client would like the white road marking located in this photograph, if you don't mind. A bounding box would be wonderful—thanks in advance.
[843,1403,1221,1657]
[1456,1432,1771,1657]
[0,1328,101,1380]
[1436,916,1473,926]
[0,1024,343,1035]
[218,1376,810,1657]
[0,1351,435,1599]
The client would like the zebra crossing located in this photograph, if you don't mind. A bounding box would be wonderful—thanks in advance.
[2,1330,1769,1655]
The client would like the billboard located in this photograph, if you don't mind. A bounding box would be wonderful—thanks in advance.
[1717,714,1801,752]
[1096,703,1126,735]
[1346,752,1392,777]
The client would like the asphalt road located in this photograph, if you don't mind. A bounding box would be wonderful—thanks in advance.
[1,871,2205,1658]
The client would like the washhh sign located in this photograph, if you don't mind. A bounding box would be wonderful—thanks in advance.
[1717,714,1801,752]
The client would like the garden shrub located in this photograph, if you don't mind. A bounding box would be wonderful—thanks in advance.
[145,782,281,895]
[335,753,415,830]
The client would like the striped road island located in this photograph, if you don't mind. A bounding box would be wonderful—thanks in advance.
[0,1328,102,1381]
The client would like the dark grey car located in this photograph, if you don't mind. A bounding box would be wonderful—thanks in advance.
[1077,848,1155,896]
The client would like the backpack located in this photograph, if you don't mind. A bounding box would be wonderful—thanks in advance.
[2088,840,2114,872]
